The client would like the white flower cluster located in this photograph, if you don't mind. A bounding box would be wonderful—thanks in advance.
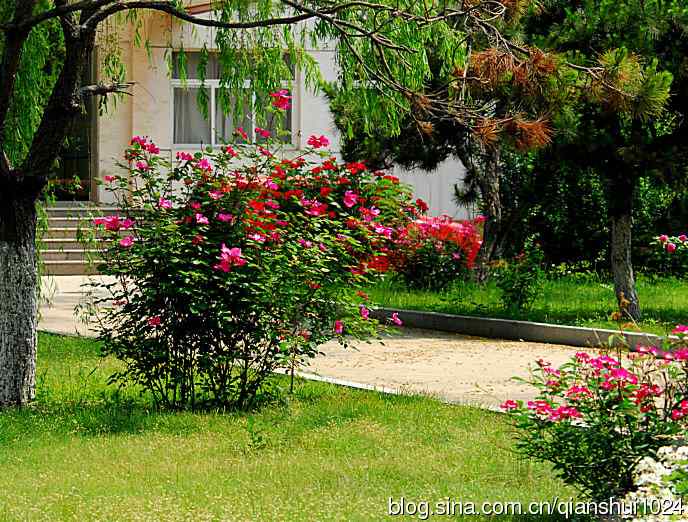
[623,446,688,521]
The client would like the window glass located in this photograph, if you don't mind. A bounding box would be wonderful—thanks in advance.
[173,87,211,144]
[172,52,219,80]
[215,89,253,144]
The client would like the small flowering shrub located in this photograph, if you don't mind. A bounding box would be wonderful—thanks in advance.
[90,131,415,410]
[655,234,688,276]
[502,327,688,500]
[495,237,544,312]
[388,214,483,291]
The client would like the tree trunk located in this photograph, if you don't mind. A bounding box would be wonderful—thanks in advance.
[475,146,503,281]
[0,173,43,407]
[609,176,641,322]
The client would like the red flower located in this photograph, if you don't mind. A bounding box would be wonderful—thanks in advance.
[307,134,330,149]
[346,162,366,174]
[269,89,292,110]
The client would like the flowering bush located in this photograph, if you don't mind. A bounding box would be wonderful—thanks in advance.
[388,214,483,290]
[655,234,688,276]
[89,130,416,410]
[502,327,688,500]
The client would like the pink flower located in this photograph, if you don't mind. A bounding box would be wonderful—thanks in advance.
[264,179,279,190]
[145,142,160,154]
[672,325,688,335]
[549,406,582,422]
[270,89,292,110]
[196,158,212,172]
[158,198,173,209]
[672,409,685,421]
[255,127,271,139]
[135,160,149,171]
[359,305,370,320]
[195,213,209,225]
[209,190,224,200]
[104,175,116,183]
[304,200,328,217]
[236,127,249,141]
[224,145,238,158]
[527,400,553,415]
[131,135,147,147]
[334,320,344,334]
[248,233,266,243]
[360,206,381,222]
[176,151,193,161]
[216,213,234,223]
[390,312,403,326]
[667,242,677,253]
[500,399,519,411]
[148,316,161,327]
[258,146,273,157]
[374,225,394,238]
[93,215,134,232]
[343,190,359,208]
[213,244,247,272]
[190,201,201,210]
[298,239,313,248]
[119,236,134,248]
[659,234,669,243]
[307,135,330,149]
[565,385,592,399]
[680,234,688,242]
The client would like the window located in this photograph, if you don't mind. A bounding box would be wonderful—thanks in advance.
[171,52,294,147]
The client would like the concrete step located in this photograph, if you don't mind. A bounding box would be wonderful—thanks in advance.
[41,238,109,250]
[41,249,102,261]
[45,206,120,218]
[43,227,122,240]
[47,216,96,228]
[44,227,92,239]
[42,260,99,276]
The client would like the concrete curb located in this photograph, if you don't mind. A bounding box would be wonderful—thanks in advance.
[373,307,671,349]
[274,369,503,413]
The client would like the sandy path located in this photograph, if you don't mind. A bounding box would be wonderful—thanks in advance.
[39,277,597,409]
[307,328,595,408]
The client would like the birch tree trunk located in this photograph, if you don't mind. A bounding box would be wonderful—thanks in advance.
[0,174,40,406]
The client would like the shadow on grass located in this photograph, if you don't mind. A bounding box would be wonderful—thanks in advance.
[0,391,198,440]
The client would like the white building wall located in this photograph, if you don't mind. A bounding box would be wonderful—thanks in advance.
[94,12,469,218]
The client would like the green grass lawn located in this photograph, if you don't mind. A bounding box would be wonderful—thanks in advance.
[367,275,688,336]
[0,333,581,521]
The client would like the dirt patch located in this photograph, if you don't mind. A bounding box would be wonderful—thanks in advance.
[307,328,597,408]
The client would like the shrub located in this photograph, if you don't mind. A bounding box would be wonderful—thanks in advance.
[502,327,688,500]
[388,214,483,291]
[654,234,688,276]
[495,237,544,312]
[89,132,415,410]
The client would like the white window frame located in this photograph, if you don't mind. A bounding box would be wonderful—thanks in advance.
[170,76,297,149]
